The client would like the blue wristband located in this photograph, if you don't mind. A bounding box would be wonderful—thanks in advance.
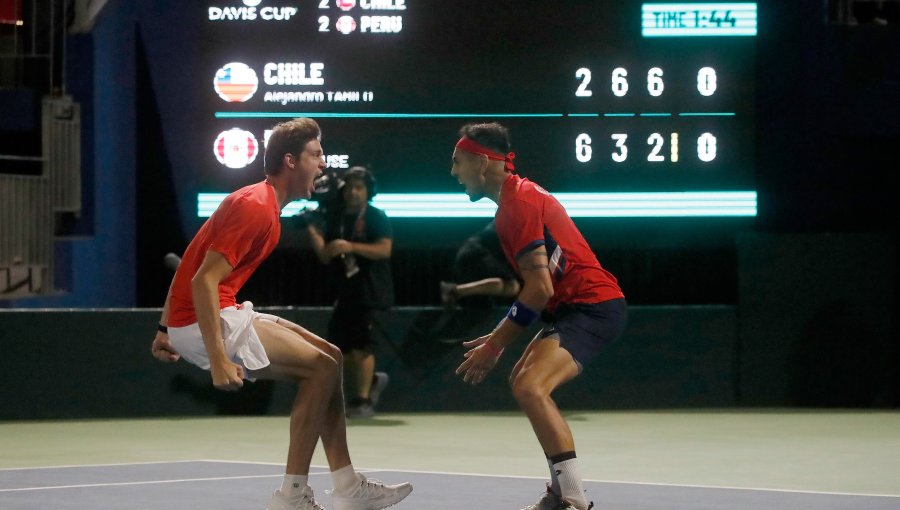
[507,300,539,327]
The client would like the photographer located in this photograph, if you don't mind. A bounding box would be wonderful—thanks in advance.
[304,166,394,419]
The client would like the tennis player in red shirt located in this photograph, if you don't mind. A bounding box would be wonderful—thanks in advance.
[452,122,626,510]
[150,118,412,510]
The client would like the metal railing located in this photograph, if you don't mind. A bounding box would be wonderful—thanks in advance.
[0,174,52,297]
[43,96,81,214]
[1,95,80,298]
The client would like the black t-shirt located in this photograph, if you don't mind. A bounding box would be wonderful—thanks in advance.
[322,204,394,309]
[454,221,516,283]
[453,221,518,308]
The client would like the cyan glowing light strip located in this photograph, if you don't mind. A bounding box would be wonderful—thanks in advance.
[680,112,736,117]
[598,112,735,117]
[642,3,757,37]
[215,112,564,119]
[215,112,735,119]
[198,192,756,218]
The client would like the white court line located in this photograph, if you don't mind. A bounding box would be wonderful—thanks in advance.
[0,460,204,471]
[0,474,281,493]
[0,460,331,493]
[0,459,327,471]
[196,459,284,466]
[206,460,900,499]
[329,466,900,499]
[2,460,898,499]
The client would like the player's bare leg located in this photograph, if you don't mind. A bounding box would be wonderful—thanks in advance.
[255,318,412,510]
[270,318,353,469]
[510,335,590,510]
[254,319,340,475]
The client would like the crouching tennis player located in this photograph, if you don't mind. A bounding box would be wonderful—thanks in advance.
[151,117,412,510]
[452,122,626,510]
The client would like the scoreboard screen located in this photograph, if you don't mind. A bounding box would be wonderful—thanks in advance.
[197,1,757,221]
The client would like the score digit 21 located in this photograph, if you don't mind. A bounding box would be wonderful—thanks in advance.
[572,66,722,165]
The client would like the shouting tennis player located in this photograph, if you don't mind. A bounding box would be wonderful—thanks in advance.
[150,118,412,510]
[451,122,626,510]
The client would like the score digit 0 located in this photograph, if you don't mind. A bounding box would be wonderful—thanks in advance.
[574,132,717,163]
[574,67,717,97]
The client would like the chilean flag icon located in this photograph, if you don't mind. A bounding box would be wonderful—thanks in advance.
[214,62,259,103]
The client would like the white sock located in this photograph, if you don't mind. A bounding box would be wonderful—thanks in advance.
[553,458,587,509]
[281,474,309,496]
[332,464,361,493]
[546,456,561,496]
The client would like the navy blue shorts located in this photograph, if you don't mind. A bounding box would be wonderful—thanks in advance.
[539,298,627,370]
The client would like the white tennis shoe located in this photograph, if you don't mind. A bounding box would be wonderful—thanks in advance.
[521,484,562,510]
[558,502,593,510]
[330,474,413,510]
[267,485,326,510]
[522,483,593,510]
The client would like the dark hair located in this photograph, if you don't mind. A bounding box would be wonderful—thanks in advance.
[264,117,321,175]
[341,165,377,199]
[458,122,511,155]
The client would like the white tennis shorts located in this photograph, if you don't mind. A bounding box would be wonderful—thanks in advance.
[168,301,273,379]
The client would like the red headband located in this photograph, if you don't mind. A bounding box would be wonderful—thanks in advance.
[455,137,516,172]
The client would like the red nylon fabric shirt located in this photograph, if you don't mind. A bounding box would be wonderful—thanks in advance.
[494,174,624,312]
[168,181,281,327]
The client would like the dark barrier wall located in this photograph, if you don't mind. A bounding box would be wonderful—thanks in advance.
[0,306,736,420]
[737,233,898,407]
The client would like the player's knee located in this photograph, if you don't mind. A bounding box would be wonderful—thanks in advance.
[311,351,340,383]
[328,345,344,365]
[508,370,520,390]
[511,374,547,404]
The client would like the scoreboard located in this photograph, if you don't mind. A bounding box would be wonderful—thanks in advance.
[198,1,757,219]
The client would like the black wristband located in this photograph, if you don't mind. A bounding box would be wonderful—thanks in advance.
[157,323,168,334]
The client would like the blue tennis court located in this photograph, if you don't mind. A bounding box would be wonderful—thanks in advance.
[2,412,899,510]
[3,460,899,510]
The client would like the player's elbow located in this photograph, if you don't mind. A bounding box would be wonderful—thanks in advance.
[535,281,554,302]
[522,278,553,306]
[190,272,217,293]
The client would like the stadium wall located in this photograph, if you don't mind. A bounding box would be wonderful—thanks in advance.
[0,305,737,420]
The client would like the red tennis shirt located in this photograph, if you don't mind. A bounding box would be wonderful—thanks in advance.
[168,181,281,327]
[493,174,624,312]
